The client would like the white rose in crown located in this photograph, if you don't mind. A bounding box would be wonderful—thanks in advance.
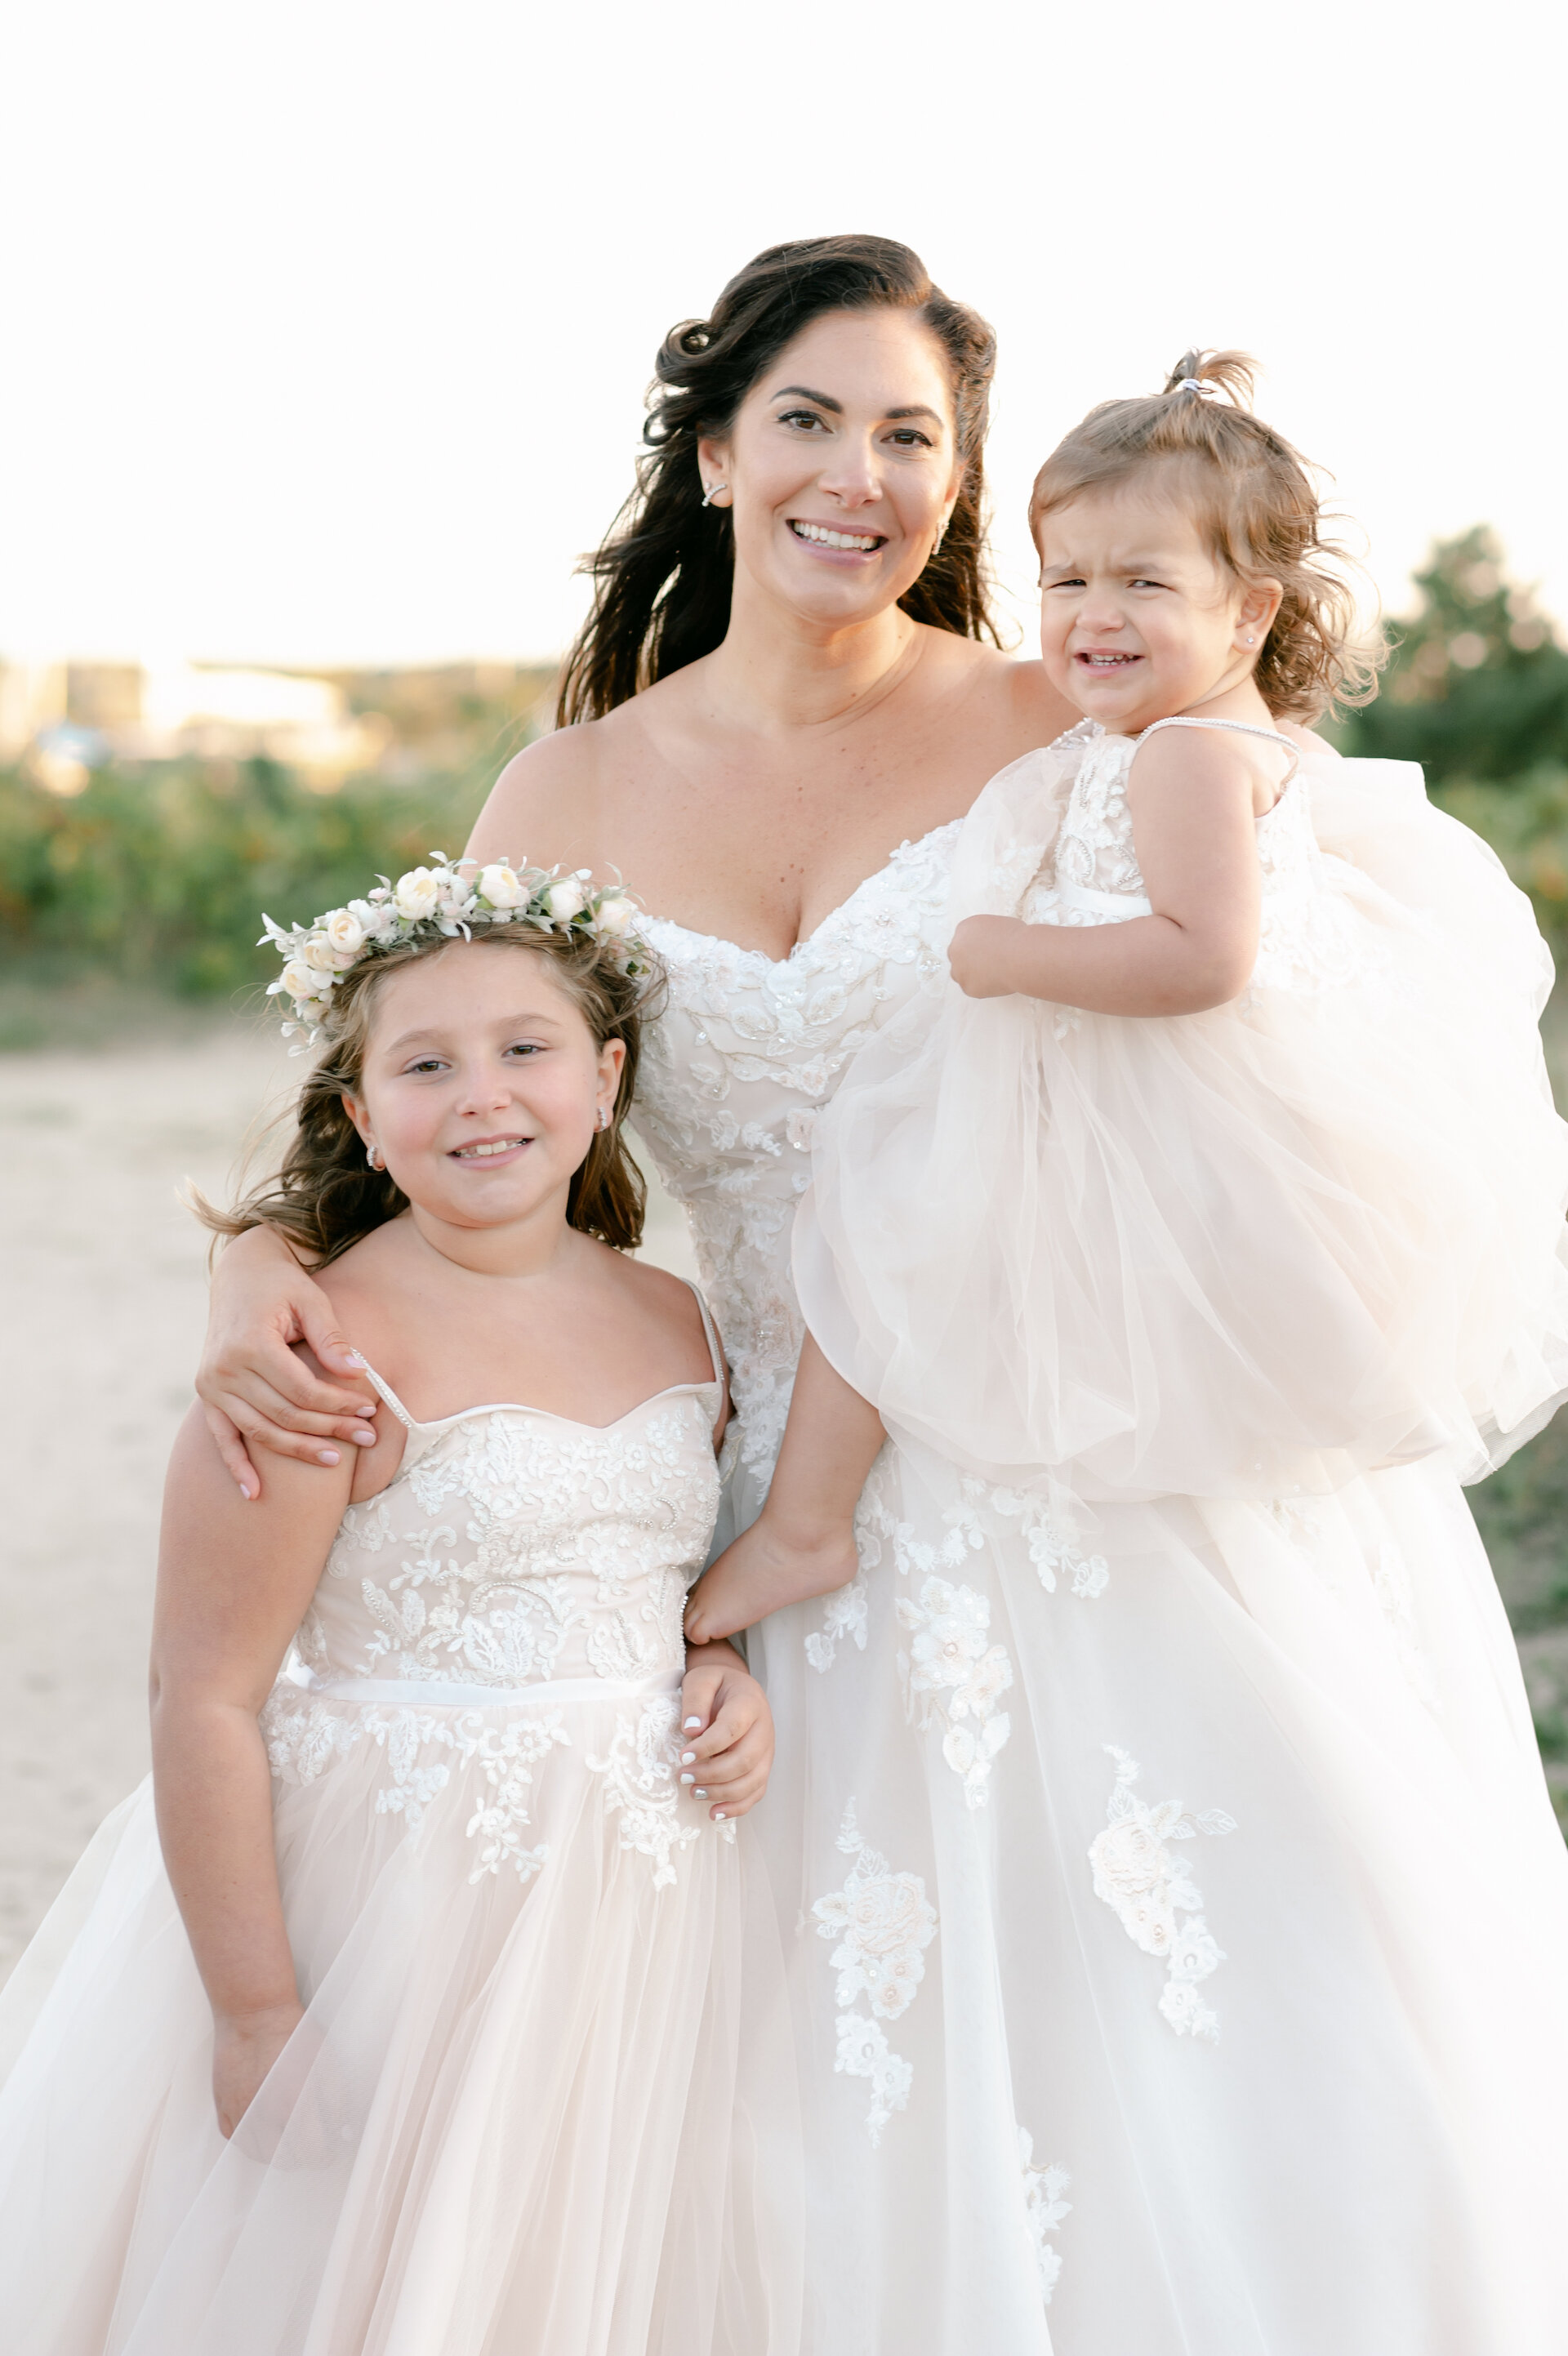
[301,934,341,973]
[545,878,586,922]
[321,908,367,964]
[394,866,441,920]
[279,957,332,1004]
[595,893,637,937]
[478,862,525,911]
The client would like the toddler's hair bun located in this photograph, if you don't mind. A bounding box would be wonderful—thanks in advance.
[1161,349,1259,409]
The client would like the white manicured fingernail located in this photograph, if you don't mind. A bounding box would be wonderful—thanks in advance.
[680,1751,696,1764]
[683,1717,702,1731]
[680,1773,696,1786]
[714,1810,728,1820]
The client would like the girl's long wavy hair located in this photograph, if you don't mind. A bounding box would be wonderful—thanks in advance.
[1029,349,1382,721]
[197,929,662,1267]
[558,234,1004,724]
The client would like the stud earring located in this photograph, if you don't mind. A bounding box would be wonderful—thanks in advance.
[1244,634,1256,646]
[702,482,728,508]
[366,1141,384,1171]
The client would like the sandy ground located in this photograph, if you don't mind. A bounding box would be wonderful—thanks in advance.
[0,1022,696,1985]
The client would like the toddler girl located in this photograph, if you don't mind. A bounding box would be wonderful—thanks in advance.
[0,867,800,2355]
[686,354,1568,2349]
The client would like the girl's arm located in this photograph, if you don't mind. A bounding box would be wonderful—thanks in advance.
[150,1404,354,2136]
[684,1336,883,1643]
[195,1226,381,1499]
[949,727,1267,1013]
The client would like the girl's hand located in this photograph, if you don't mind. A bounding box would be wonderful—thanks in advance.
[677,1646,776,1819]
[947,914,1029,1000]
[212,1999,305,2140]
[197,1226,380,1499]
[684,1512,860,1646]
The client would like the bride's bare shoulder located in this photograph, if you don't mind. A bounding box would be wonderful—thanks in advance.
[467,702,646,870]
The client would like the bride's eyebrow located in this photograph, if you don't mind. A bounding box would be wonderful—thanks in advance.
[771,385,842,412]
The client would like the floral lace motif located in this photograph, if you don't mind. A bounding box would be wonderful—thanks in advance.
[895,1578,1013,1809]
[1089,1745,1236,2042]
[633,826,960,1498]
[1018,2127,1071,2305]
[261,1692,570,1884]
[1020,722,1372,997]
[812,1801,938,2144]
[587,1690,733,1888]
[299,1398,717,1695]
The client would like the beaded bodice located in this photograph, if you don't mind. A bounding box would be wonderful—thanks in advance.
[632,826,960,1499]
[291,1379,724,1693]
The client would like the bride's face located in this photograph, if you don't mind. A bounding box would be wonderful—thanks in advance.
[700,309,964,630]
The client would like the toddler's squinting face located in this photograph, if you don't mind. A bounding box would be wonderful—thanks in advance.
[1035,476,1271,735]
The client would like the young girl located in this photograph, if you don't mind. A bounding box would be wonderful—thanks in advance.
[688,356,1568,2348]
[0,871,800,2355]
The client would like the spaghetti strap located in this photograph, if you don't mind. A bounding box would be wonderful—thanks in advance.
[684,1280,728,1387]
[1137,712,1299,791]
[357,1361,416,1431]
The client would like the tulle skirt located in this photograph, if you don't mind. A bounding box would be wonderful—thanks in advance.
[795,741,1568,1504]
[750,1442,1568,2354]
[0,1672,802,2356]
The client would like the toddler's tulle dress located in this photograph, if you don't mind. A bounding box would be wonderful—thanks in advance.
[782,717,1568,2352]
[0,1296,801,2356]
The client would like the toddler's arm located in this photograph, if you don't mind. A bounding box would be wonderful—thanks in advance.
[684,1335,883,1643]
[150,1405,353,2136]
[949,724,1270,1013]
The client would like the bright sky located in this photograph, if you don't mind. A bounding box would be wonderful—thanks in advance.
[6,0,1562,668]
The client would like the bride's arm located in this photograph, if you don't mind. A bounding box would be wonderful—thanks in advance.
[195,1227,381,1499]
[151,1406,353,2134]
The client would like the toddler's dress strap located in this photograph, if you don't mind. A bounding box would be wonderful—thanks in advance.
[683,1280,728,1388]
[1137,713,1299,791]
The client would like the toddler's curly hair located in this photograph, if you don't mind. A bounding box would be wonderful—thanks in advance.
[1030,350,1381,720]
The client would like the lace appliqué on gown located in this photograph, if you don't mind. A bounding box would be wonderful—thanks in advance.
[1089,1746,1237,2042]
[812,1801,938,2144]
[634,826,960,1492]
[1017,2127,1071,2305]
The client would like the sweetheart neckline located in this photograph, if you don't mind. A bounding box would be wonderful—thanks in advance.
[363,1373,724,1441]
[636,816,964,971]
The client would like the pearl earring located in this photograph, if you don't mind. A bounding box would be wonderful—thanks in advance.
[366,1142,383,1171]
[1244,634,1256,646]
[702,482,728,508]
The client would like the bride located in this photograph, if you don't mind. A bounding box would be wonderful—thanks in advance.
[194,236,1568,2352]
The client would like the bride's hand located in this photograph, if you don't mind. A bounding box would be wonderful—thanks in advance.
[212,1999,305,2140]
[196,1226,380,1499]
[684,1513,861,1646]
[947,914,1029,999]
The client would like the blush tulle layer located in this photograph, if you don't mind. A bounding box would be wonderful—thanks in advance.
[0,1680,802,2356]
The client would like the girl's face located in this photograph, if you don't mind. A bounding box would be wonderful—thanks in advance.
[1036,475,1282,734]
[700,308,964,633]
[343,943,622,1245]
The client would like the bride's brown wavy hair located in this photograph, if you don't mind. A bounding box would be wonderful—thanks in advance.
[558,234,1004,724]
[1030,349,1383,720]
[195,930,662,1267]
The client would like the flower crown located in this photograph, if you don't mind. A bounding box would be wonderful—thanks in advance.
[261,856,644,1044]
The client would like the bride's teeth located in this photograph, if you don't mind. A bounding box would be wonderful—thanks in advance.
[793,521,880,551]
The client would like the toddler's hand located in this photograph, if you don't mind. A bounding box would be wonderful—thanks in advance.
[678,1652,776,1819]
[684,1514,861,1646]
[948,914,1028,999]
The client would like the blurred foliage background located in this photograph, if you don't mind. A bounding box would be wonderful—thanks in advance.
[5,548,1568,1822]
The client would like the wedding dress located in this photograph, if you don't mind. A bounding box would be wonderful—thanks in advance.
[0,1299,801,2356]
[636,732,1568,2355]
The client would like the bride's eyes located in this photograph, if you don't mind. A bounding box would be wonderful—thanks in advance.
[777,408,828,433]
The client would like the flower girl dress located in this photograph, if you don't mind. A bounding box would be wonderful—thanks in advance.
[0,1298,801,2356]
[777,719,1568,2352]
